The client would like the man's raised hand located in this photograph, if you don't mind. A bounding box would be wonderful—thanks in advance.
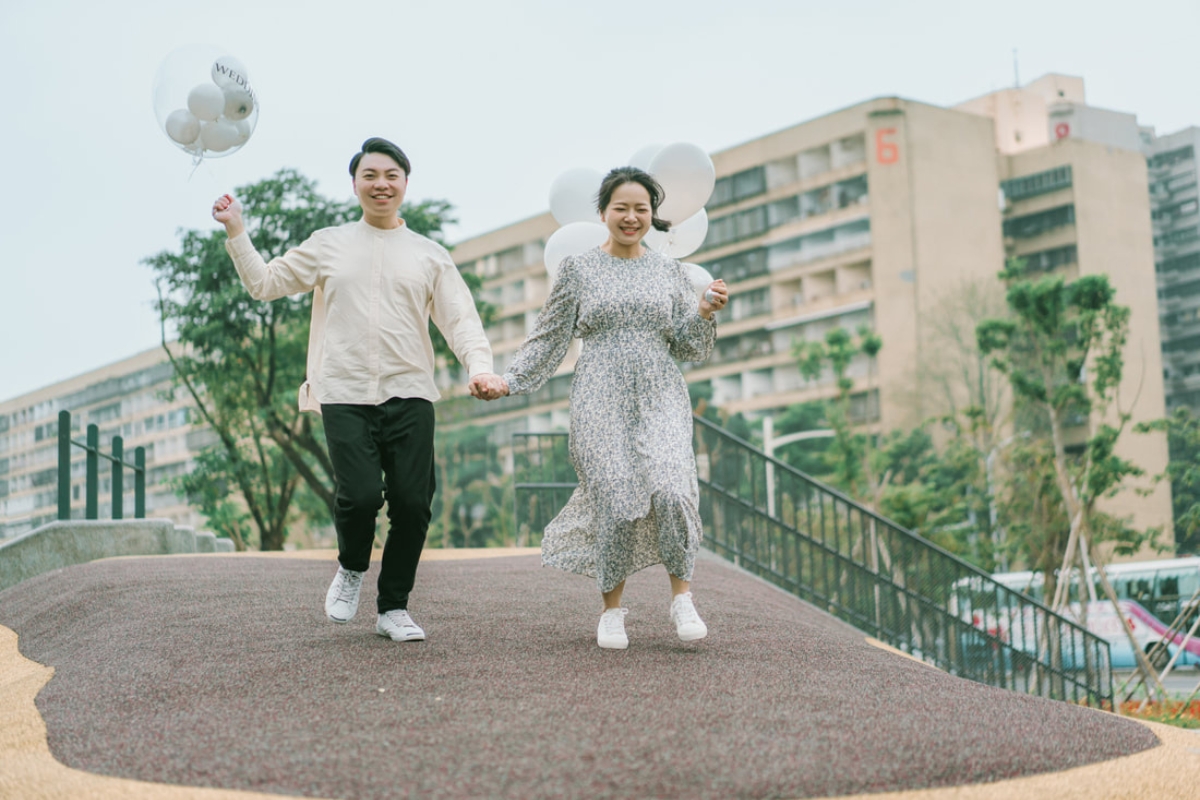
[212,194,246,238]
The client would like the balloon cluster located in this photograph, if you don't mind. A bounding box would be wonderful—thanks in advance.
[152,45,259,161]
[544,143,717,297]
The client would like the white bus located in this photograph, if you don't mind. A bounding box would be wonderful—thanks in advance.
[953,557,1200,670]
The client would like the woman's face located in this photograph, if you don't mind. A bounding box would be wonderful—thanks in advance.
[601,181,653,248]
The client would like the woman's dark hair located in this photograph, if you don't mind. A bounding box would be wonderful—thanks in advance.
[349,137,411,177]
[595,167,671,232]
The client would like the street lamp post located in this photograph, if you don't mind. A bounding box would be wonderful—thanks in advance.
[762,415,834,518]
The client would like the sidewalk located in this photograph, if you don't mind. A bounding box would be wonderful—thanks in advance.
[1,549,1196,800]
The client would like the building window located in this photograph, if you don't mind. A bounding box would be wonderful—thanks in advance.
[1153,199,1200,223]
[729,288,771,321]
[704,248,769,282]
[1148,146,1195,171]
[1164,333,1200,354]
[1020,245,1078,272]
[1002,205,1075,239]
[707,166,767,210]
[88,402,122,425]
[496,246,528,275]
[765,219,871,272]
[1163,307,1200,328]
[704,175,870,252]
[836,174,869,207]
[1155,228,1200,248]
[1001,165,1073,202]
[848,390,881,425]
[1160,253,1200,276]
[704,205,768,249]
[713,331,773,364]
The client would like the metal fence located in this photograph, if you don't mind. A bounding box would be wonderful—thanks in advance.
[512,432,576,543]
[514,417,1114,707]
[57,409,146,521]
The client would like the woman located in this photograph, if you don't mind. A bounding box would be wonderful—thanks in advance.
[484,167,728,649]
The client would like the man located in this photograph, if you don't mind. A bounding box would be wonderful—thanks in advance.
[212,137,505,641]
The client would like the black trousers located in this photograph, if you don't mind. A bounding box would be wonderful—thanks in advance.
[321,398,436,613]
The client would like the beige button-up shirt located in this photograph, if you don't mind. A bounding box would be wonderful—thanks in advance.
[225,219,493,411]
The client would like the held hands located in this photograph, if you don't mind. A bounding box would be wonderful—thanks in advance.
[699,279,729,319]
[211,193,246,238]
[469,373,509,401]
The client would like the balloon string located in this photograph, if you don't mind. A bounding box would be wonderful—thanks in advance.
[188,150,205,180]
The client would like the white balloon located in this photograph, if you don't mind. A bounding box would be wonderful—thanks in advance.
[211,55,250,90]
[200,119,241,152]
[543,222,608,282]
[682,263,715,300]
[223,87,254,121]
[233,119,252,144]
[164,109,200,145]
[666,210,709,259]
[642,227,669,253]
[628,143,662,172]
[549,168,603,226]
[650,142,716,225]
[187,83,225,122]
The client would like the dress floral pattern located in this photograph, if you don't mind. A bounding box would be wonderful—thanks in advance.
[503,247,717,592]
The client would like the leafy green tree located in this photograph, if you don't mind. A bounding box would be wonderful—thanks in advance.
[147,168,474,549]
[977,259,1166,694]
[1137,407,1200,555]
[431,425,515,548]
[977,260,1155,605]
[792,324,883,503]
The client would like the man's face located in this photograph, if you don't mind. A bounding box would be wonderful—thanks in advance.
[353,152,407,217]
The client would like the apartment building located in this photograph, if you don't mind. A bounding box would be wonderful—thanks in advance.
[994,140,1170,540]
[1144,127,1200,414]
[0,345,207,539]
[445,95,1009,439]
[441,73,1174,550]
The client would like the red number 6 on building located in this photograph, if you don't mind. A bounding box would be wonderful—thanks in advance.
[876,128,899,164]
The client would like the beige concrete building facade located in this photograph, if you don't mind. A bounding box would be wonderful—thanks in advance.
[0,346,206,540]
[441,74,1175,553]
[995,139,1172,548]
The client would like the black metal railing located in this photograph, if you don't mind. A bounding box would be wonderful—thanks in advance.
[512,432,576,544]
[57,409,145,521]
[514,417,1113,707]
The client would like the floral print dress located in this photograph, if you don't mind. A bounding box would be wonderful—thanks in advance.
[503,247,717,592]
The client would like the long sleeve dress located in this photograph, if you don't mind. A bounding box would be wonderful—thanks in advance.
[502,246,717,592]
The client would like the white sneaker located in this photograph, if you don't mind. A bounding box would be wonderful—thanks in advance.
[376,609,426,642]
[671,592,708,642]
[597,608,629,650]
[325,566,364,623]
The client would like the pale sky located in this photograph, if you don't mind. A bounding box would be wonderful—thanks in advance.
[2,0,1198,402]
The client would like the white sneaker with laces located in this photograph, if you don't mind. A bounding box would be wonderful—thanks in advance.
[376,609,426,642]
[324,566,364,623]
[670,592,708,642]
[597,608,629,650]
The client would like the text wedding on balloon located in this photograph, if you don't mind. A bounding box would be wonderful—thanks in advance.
[152,45,260,164]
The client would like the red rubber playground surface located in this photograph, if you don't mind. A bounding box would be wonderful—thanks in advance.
[0,550,1171,799]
